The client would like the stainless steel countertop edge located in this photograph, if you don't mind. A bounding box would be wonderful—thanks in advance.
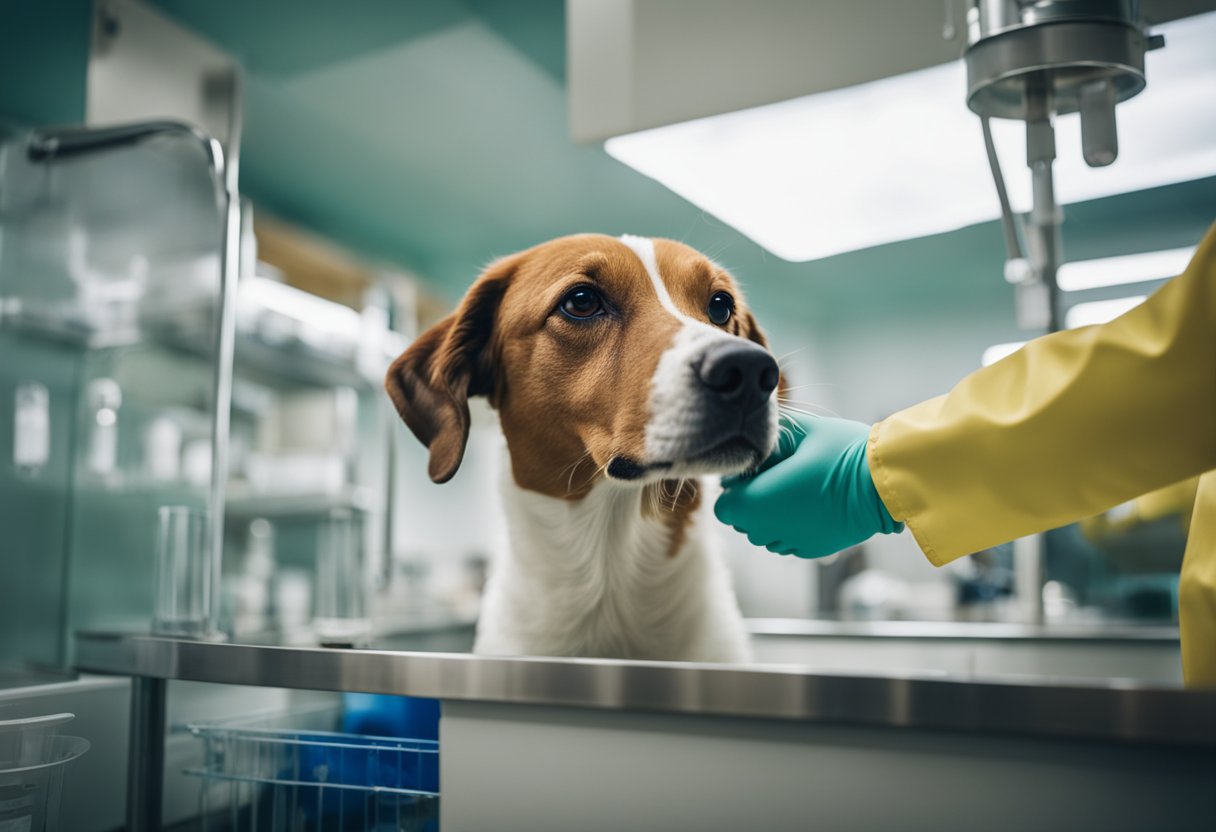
[75,632,1216,746]
[745,618,1181,642]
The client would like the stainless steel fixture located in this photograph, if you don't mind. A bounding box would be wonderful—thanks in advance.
[964,0,1165,330]
[963,0,1166,625]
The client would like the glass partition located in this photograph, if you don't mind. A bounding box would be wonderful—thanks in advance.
[0,123,229,672]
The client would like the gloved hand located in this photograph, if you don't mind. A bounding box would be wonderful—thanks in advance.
[714,414,903,558]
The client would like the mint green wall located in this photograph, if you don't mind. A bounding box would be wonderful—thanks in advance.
[0,0,92,126]
[0,333,80,667]
[0,0,90,667]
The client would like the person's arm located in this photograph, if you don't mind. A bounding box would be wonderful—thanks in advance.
[870,223,1216,566]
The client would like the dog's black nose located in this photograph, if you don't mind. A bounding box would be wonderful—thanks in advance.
[697,340,779,408]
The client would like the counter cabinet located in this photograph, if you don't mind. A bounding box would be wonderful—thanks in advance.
[75,628,1216,832]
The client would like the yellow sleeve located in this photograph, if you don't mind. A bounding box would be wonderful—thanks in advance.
[870,223,1216,566]
[1180,471,1216,687]
[1079,477,1198,542]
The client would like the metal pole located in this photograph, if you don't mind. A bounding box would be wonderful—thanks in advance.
[1014,79,1063,625]
[206,69,244,638]
[1024,79,1062,334]
[126,677,167,831]
[206,184,241,637]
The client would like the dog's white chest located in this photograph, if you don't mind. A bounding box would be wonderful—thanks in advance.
[474,475,750,663]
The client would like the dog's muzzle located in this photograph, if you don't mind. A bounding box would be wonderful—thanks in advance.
[696,340,779,413]
[622,328,781,482]
[669,340,778,468]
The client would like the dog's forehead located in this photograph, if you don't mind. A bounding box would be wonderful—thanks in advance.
[510,234,728,296]
[653,239,719,282]
[522,235,642,282]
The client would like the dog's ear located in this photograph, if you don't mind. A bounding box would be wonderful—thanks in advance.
[385,257,515,483]
[739,308,789,398]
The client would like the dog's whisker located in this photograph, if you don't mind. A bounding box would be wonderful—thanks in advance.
[560,450,594,494]
[787,422,807,440]
[558,451,590,480]
[774,346,809,364]
[567,451,615,495]
[777,395,830,408]
[558,448,590,471]
[780,383,839,393]
[779,403,839,420]
[778,399,837,416]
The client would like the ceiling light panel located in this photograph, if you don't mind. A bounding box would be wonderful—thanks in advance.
[605,13,1216,262]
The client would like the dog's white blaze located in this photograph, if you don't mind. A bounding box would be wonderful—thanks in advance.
[619,234,693,324]
[645,327,724,465]
[618,235,754,471]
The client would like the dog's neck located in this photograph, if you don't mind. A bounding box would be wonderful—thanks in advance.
[500,470,702,567]
[488,463,714,659]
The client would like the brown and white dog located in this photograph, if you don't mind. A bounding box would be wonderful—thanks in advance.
[385,234,779,662]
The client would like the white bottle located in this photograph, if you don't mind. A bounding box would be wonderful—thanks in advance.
[86,378,122,480]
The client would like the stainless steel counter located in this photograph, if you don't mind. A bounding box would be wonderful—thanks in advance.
[76,630,1214,746]
[76,627,1216,830]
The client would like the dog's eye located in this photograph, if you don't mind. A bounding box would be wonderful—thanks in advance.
[707,292,734,326]
[559,286,604,320]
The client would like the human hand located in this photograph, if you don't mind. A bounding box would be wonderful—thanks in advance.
[714,414,903,558]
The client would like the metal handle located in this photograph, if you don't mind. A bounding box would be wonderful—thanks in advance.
[27,120,223,172]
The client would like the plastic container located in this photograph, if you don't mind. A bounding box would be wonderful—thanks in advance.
[0,714,91,832]
[185,713,438,831]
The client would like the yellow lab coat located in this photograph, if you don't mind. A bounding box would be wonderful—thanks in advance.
[869,223,1216,686]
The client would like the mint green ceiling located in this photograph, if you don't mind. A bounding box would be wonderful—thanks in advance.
[149,0,1215,334]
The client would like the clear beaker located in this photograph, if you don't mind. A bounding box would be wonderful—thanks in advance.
[313,508,369,646]
[0,714,90,832]
[152,505,212,638]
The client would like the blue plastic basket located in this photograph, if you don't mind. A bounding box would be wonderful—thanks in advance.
[185,714,438,831]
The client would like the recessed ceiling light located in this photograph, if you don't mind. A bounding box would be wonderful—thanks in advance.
[1057,247,1195,292]
[1064,296,1147,329]
[605,13,1216,262]
[981,341,1027,366]
[983,288,1152,363]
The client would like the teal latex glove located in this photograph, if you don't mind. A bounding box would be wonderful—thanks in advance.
[714,414,903,558]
